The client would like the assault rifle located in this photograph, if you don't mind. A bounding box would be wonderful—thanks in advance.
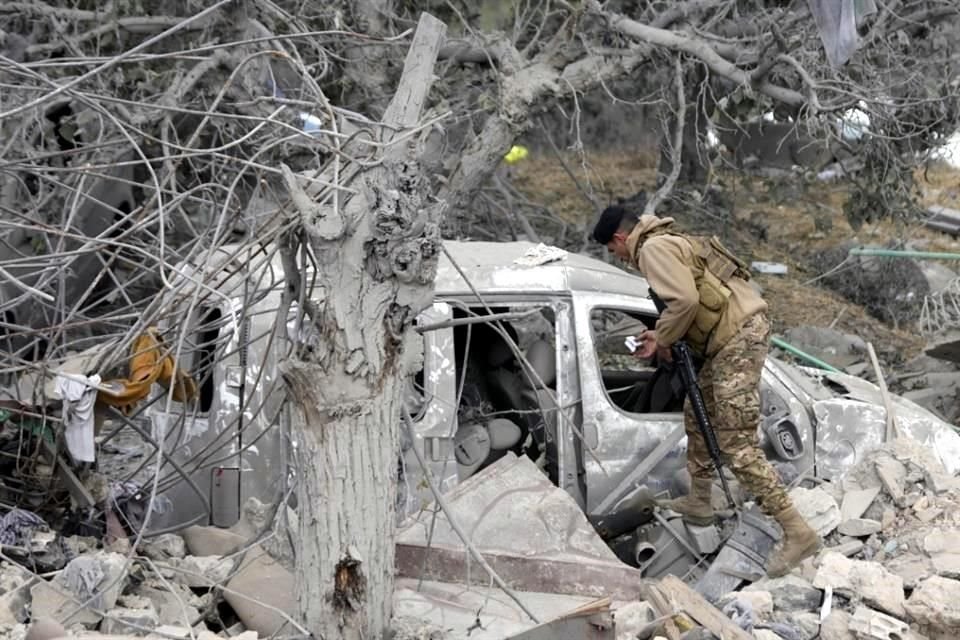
[648,289,736,508]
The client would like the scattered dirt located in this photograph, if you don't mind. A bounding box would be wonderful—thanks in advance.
[512,151,960,366]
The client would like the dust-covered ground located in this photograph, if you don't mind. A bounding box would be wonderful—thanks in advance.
[511,151,960,368]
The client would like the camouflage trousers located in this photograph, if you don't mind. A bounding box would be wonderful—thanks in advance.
[683,313,791,515]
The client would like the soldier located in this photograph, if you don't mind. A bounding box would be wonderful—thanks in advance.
[591,206,822,577]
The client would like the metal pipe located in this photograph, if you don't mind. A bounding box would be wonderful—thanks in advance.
[770,337,842,373]
[849,248,960,261]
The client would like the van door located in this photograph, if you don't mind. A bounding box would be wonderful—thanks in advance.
[571,293,688,515]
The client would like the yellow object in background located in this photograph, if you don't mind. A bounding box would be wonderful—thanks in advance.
[98,328,197,413]
[504,145,529,165]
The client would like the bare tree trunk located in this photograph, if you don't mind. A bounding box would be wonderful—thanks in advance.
[280,14,447,640]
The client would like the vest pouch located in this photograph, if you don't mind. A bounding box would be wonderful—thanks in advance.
[706,236,751,282]
[687,268,730,352]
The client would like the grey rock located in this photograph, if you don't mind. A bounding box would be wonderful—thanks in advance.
[141,534,186,561]
[875,458,906,506]
[100,604,160,635]
[28,552,128,628]
[744,575,822,612]
[224,545,294,637]
[904,575,960,627]
[788,487,841,537]
[754,631,782,640]
[819,610,855,640]
[830,540,865,557]
[813,552,906,617]
[163,556,233,588]
[790,612,820,640]
[23,619,65,640]
[837,518,882,537]
[180,526,245,558]
[135,585,202,629]
[840,486,881,521]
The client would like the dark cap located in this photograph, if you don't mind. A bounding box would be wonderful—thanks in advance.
[592,204,635,244]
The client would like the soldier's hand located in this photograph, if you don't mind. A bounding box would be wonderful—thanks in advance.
[636,330,658,359]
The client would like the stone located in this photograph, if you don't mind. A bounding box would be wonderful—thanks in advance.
[135,585,201,629]
[614,601,656,637]
[1,623,28,640]
[754,631,782,640]
[875,458,907,506]
[29,552,128,628]
[736,590,773,619]
[163,556,233,588]
[24,619,66,640]
[223,546,294,637]
[0,564,32,626]
[926,470,960,495]
[813,552,906,617]
[837,518,882,537]
[885,554,933,588]
[180,526,245,558]
[922,528,960,554]
[141,534,186,561]
[100,605,160,635]
[840,486,881,521]
[150,626,192,639]
[830,540,865,557]
[229,497,298,570]
[792,612,820,640]
[744,575,822,612]
[849,605,910,640]
[915,506,943,523]
[905,575,960,627]
[880,508,895,531]
[788,487,841,537]
[820,610,855,640]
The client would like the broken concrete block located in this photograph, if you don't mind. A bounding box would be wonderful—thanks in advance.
[180,526,245,558]
[837,518,882,537]
[613,601,656,639]
[880,508,896,531]
[754,630,782,640]
[813,552,906,617]
[820,610,855,640]
[100,604,160,635]
[744,575,822,612]
[830,539,865,557]
[840,486,881,522]
[223,546,294,637]
[0,564,32,626]
[134,585,201,629]
[915,506,943,523]
[163,556,233,588]
[789,487,841,537]
[905,575,960,627]
[884,554,934,588]
[23,618,65,640]
[922,528,960,553]
[849,605,910,640]
[792,612,821,640]
[875,458,907,506]
[925,470,960,495]
[29,552,128,628]
[141,534,186,561]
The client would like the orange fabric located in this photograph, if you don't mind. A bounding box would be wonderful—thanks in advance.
[98,329,197,413]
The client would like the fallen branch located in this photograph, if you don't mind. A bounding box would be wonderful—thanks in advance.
[645,54,686,215]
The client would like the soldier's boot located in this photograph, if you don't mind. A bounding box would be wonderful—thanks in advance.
[658,477,715,526]
[766,505,822,577]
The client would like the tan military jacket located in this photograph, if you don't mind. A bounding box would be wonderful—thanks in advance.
[625,215,767,356]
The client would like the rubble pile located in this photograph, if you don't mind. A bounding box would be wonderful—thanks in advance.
[0,500,294,640]
[702,437,960,640]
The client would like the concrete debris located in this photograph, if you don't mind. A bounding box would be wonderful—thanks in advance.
[848,605,911,640]
[29,552,128,627]
[830,539,866,557]
[789,486,842,536]
[744,575,822,612]
[180,525,244,557]
[159,555,233,588]
[837,518,882,537]
[223,546,295,637]
[820,610,856,640]
[904,576,960,628]
[813,552,906,617]
[719,590,773,619]
[840,486,881,521]
[99,604,160,635]
[140,534,186,561]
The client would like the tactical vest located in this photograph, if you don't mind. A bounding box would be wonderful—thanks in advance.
[667,232,751,355]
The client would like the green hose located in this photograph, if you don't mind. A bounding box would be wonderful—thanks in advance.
[771,336,842,373]
[849,248,960,261]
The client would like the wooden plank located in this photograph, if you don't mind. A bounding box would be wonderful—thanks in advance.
[658,575,753,640]
[644,583,681,640]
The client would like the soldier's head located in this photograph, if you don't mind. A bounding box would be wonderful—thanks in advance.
[592,204,640,262]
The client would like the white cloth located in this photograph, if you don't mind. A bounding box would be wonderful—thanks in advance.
[513,243,567,267]
[55,373,100,463]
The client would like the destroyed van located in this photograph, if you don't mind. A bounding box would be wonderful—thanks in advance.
[148,240,960,585]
